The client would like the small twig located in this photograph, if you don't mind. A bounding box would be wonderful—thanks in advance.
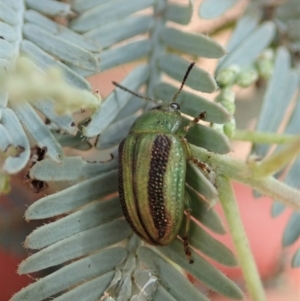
[232,130,296,144]
[191,145,300,212]
[217,176,267,301]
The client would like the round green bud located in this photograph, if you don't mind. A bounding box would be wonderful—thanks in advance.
[224,118,236,138]
[216,65,241,87]
[215,88,235,114]
[236,67,258,88]
[255,49,274,80]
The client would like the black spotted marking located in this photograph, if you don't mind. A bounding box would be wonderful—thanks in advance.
[148,134,171,239]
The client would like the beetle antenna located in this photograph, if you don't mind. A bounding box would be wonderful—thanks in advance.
[172,62,195,103]
[112,81,159,104]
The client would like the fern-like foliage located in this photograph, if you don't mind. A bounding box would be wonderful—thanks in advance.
[0,0,100,174]
[0,0,299,301]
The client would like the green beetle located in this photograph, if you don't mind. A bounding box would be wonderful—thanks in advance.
[114,63,207,263]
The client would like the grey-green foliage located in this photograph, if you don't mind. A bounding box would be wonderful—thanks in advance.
[0,0,100,174]
[250,0,300,267]
[199,0,239,19]
[2,1,300,301]
[3,0,244,301]
[207,0,300,267]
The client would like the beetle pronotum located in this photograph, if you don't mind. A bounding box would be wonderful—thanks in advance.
[114,63,209,263]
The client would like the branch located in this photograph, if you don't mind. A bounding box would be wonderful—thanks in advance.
[191,145,300,211]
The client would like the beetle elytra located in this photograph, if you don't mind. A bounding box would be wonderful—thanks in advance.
[114,62,209,263]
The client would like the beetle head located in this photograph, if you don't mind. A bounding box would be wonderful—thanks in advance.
[151,102,180,112]
[130,102,183,134]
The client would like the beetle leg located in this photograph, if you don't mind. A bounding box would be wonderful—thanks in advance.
[189,156,216,187]
[183,111,206,133]
[181,138,216,186]
[182,191,194,264]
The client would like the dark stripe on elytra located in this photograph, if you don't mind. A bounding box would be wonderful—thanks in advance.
[118,139,142,237]
[148,134,171,239]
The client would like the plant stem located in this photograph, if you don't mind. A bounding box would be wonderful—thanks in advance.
[217,176,267,301]
[191,145,300,211]
[232,130,296,144]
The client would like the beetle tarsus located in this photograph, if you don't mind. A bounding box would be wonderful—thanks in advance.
[182,234,194,264]
[184,111,207,133]
[190,157,211,172]
[189,156,217,188]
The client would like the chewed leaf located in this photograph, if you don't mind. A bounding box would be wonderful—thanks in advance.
[1,108,30,173]
[33,98,77,135]
[11,101,64,163]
